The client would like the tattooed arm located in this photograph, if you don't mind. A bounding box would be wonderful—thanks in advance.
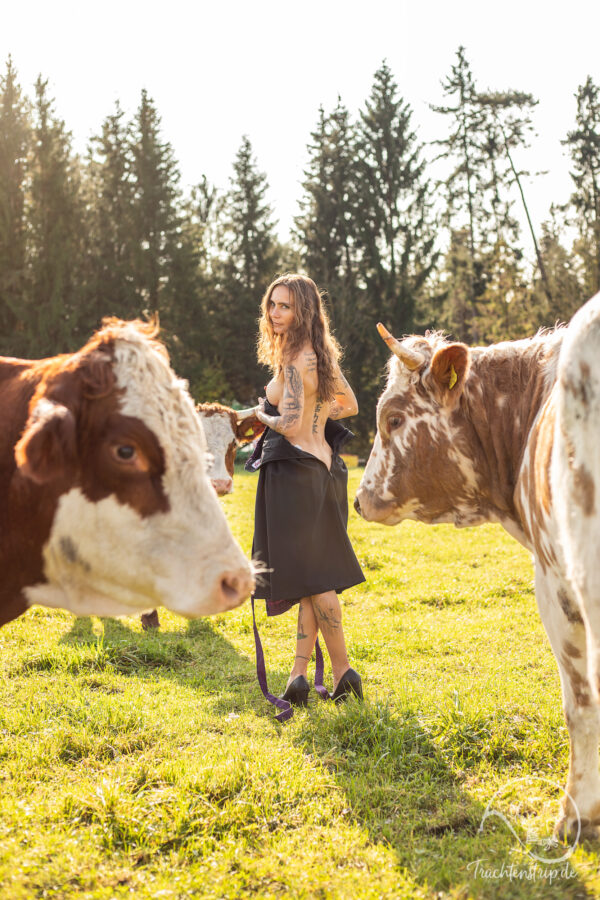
[328,369,358,420]
[255,363,304,438]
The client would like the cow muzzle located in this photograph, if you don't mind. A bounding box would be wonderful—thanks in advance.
[212,568,255,612]
[354,486,397,523]
[212,477,233,496]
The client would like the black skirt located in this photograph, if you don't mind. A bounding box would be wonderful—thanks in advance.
[247,402,366,616]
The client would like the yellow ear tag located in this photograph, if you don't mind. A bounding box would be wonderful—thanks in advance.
[449,364,458,390]
[244,428,255,437]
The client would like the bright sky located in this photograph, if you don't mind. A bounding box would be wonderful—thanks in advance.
[3,0,600,258]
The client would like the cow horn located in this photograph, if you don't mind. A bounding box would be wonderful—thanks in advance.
[376,323,425,371]
[236,406,257,421]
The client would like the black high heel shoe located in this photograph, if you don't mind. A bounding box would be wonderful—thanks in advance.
[331,668,363,704]
[281,675,310,707]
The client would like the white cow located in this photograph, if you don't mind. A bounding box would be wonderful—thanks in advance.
[355,293,600,839]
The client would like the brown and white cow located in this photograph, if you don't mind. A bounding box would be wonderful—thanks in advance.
[0,318,255,630]
[198,403,264,496]
[140,403,263,629]
[355,293,600,839]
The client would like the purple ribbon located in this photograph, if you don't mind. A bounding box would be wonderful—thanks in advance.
[314,637,330,701]
[252,598,331,721]
[252,597,293,722]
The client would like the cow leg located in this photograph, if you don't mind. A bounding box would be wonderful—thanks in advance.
[536,567,600,839]
[554,302,600,703]
[141,609,160,630]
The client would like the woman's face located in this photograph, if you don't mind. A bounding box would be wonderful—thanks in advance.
[268,285,295,335]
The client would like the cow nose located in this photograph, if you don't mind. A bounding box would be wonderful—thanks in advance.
[354,495,362,516]
[217,570,254,610]
[212,477,233,496]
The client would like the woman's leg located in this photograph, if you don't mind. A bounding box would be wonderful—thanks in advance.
[287,597,318,686]
[311,590,350,690]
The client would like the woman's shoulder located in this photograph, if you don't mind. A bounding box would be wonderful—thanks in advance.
[286,343,317,373]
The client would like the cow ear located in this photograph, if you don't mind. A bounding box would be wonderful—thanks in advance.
[235,415,265,444]
[428,343,470,407]
[79,349,115,399]
[15,399,77,484]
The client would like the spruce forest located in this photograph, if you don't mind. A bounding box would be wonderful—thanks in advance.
[1,49,599,453]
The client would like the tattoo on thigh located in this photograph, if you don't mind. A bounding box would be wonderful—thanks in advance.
[315,602,340,629]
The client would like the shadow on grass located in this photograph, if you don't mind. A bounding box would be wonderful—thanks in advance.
[48,613,291,717]
[291,697,592,899]
[35,616,594,898]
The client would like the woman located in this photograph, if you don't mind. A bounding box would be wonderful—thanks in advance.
[248,273,365,714]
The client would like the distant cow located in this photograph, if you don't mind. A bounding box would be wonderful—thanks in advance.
[199,403,264,496]
[140,403,263,629]
[0,318,254,630]
[355,294,600,840]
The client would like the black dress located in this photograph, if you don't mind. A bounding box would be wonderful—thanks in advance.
[246,399,365,616]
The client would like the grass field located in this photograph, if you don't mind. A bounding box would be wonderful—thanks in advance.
[1,468,599,899]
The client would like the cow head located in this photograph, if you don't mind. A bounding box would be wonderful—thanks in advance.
[15,319,255,619]
[198,403,264,495]
[355,323,483,528]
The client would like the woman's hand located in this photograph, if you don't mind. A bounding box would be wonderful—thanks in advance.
[255,397,268,425]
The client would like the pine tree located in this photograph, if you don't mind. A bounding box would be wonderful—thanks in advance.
[564,76,600,297]
[476,89,551,304]
[163,180,213,397]
[357,61,438,337]
[86,101,137,325]
[0,57,30,347]
[529,207,585,325]
[294,100,365,379]
[296,103,358,297]
[25,77,87,356]
[431,47,486,258]
[216,136,278,403]
[128,89,182,312]
[433,48,548,339]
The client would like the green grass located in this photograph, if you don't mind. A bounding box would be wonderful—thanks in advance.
[1,469,599,898]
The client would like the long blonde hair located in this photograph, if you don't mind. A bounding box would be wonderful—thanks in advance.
[257,274,341,401]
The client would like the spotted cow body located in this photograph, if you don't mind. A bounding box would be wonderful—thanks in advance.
[355,294,600,838]
[0,319,254,629]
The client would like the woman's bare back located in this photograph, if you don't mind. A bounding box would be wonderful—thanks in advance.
[257,344,358,471]
[265,346,332,468]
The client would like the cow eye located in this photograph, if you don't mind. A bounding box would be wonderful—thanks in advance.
[388,415,405,431]
[115,445,136,461]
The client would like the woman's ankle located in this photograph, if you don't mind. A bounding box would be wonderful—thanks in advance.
[332,661,351,690]
[289,657,309,681]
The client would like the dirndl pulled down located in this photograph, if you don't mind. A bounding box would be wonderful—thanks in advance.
[246,400,365,616]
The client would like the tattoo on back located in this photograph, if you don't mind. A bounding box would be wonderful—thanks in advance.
[304,351,318,373]
[281,365,303,430]
[312,400,323,433]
